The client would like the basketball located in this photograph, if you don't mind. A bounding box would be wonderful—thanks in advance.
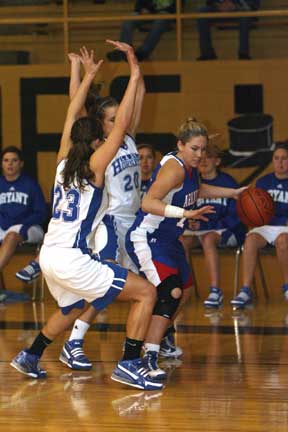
[236,187,275,227]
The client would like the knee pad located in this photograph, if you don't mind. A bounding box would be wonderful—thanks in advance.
[153,275,183,320]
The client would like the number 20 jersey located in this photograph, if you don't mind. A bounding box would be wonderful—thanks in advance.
[105,134,140,220]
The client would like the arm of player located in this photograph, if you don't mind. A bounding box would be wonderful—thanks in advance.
[89,41,140,187]
[68,52,81,100]
[142,159,215,221]
[57,49,103,164]
[199,183,248,200]
[128,73,145,137]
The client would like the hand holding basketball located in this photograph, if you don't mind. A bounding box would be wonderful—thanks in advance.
[236,187,275,227]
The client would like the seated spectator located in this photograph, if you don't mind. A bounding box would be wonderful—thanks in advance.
[0,146,47,300]
[197,0,260,60]
[137,142,156,199]
[181,143,246,308]
[231,143,288,308]
[106,0,177,62]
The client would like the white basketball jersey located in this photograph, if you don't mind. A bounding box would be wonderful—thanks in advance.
[44,159,108,251]
[105,134,140,221]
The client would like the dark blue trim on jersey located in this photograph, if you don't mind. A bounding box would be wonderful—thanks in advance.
[73,187,104,251]
[98,215,119,260]
[61,299,85,315]
[91,287,122,311]
[170,152,185,167]
[91,261,128,311]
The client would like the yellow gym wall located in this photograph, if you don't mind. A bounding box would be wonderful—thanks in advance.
[0,59,288,200]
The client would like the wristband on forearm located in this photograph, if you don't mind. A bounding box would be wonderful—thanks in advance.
[164,204,185,219]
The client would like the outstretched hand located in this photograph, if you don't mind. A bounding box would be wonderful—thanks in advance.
[106,40,134,55]
[184,205,215,222]
[79,46,104,75]
[106,40,139,69]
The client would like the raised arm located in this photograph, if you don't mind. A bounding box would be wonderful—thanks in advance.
[90,41,141,186]
[68,47,103,117]
[128,73,145,137]
[68,52,81,100]
[57,49,103,164]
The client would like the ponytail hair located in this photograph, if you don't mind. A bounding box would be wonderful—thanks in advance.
[62,116,102,191]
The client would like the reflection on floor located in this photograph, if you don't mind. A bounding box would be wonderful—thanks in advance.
[1,298,288,431]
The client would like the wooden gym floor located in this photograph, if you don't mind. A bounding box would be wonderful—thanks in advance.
[1,283,288,432]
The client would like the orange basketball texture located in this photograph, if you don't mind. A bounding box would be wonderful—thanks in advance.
[236,187,275,227]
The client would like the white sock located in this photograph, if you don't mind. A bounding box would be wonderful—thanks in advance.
[69,319,90,341]
[144,343,160,353]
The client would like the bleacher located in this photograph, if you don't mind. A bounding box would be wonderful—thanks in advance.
[0,0,287,63]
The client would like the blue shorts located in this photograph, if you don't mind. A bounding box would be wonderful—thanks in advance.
[126,233,193,289]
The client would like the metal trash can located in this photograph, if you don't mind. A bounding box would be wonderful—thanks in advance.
[227,114,273,156]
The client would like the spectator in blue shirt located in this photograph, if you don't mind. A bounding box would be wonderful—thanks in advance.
[181,143,246,308]
[137,143,156,200]
[0,146,46,298]
[231,143,288,308]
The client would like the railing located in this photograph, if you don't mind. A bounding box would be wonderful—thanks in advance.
[0,0,287,62]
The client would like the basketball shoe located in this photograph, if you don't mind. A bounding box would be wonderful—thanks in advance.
[159,333,183,358]
[142,351,167,380]
[204,287,223,308]
[11,350,47,378]
[230,287,253,308]
[59,339,92,371]
[16,260,41,283]
[111,358,163,390]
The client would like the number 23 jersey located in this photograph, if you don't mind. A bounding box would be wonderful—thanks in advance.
[44,159,109,252]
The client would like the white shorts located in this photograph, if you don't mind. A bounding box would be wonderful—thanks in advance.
[0,224,44,244]
[183,228,226,237]
[39,245,127,312]
[182,228,238,247]
[248,225,288,245]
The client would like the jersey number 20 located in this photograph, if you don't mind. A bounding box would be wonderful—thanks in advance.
[124,172,139,192]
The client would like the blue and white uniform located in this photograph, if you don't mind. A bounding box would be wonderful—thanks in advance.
[184,171,246,246]
[140,178,151,200]
[126,152,199,288]
[94,134,140,271]
[248,173,288,244]
[39,159,128,314]
[0,173,46,243]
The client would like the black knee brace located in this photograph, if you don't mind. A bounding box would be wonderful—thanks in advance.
[153,275,183,320]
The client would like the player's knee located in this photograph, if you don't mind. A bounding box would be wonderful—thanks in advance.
[146,281,157,304]
[138,280,157,305]
[153,275,183,320]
